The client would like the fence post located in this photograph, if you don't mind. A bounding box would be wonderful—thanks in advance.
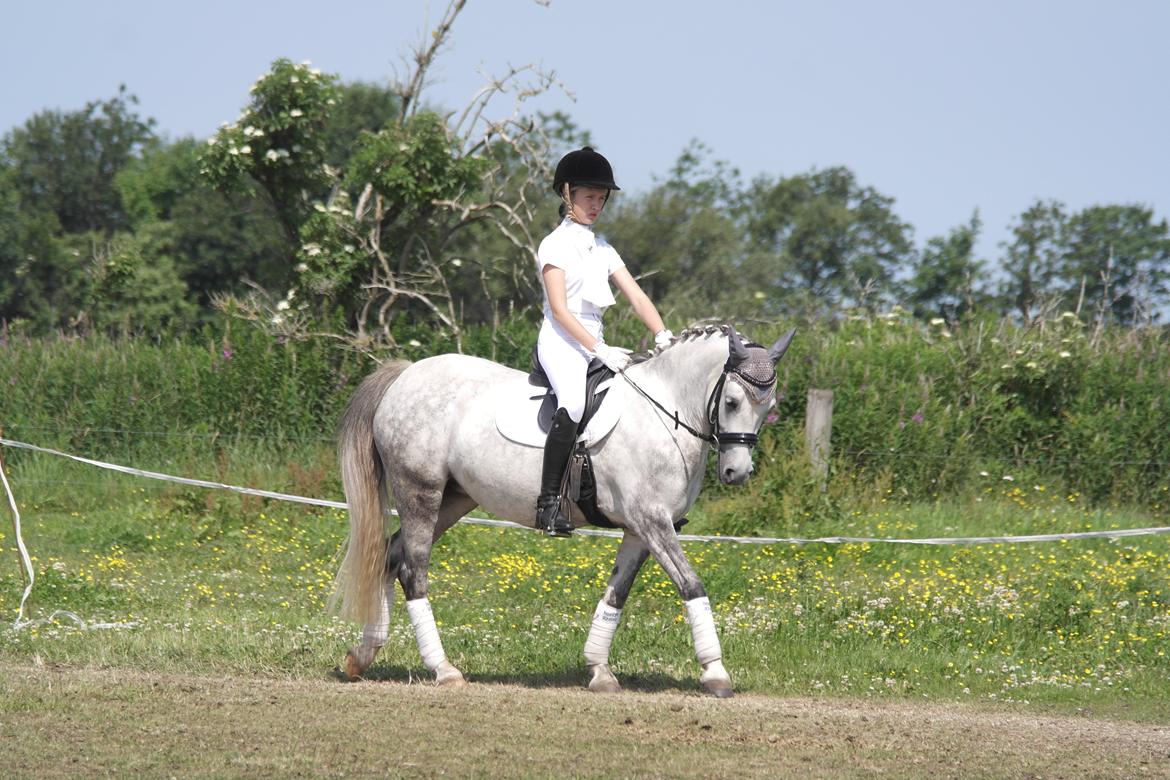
[805,389,833,489]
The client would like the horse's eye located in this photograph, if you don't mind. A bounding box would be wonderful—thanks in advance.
[725,397,738,411]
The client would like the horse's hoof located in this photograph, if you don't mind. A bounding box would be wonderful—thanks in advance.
[342,650,366,681]
[700,660,733,698]
[435,662,467,688]
[705,682,734,699]
[587,664,622,693]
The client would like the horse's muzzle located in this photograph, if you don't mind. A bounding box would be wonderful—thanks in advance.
[720,464,753,485]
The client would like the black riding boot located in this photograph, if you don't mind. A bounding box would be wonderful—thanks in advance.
[535,407,579,537]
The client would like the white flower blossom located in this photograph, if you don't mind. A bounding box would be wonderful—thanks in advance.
[266,150,280,161]
[276,300,290,311]
[239,145,251,154]
[294,263,308,273]
[290,76,300,83]
[229,147,240,155]
[1059,351,1071,358]
[408,339,422,348]
[289,109,304,118]
[930,318,946,326]
[206,137,217,146]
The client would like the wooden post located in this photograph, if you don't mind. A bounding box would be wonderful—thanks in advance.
[805,389,833,489]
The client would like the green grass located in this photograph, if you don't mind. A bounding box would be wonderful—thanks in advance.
[2,449,1169,723]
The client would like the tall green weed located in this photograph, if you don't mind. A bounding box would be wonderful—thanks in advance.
[3,311,1170,531]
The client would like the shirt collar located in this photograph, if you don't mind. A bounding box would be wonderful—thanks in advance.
[561,216,594,233]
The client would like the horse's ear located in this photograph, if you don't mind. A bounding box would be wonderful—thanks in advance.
[727,324,749,363]
[767,328,796,364]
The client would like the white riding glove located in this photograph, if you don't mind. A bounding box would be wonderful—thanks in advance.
[593,342,632,373]
[654,329,674,349]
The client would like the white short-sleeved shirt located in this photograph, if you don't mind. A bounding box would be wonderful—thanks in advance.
[537,217,625,320]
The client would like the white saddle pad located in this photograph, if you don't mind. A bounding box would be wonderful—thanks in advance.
[494,375,623,448]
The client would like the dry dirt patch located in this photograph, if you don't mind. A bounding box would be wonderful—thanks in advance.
[1,663,1168,778]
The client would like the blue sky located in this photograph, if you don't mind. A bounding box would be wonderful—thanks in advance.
[4,1,1167,261]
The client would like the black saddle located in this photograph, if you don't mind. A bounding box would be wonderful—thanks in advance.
[525,345,690,535]
[528,345,617,528]
[527,345,615,434]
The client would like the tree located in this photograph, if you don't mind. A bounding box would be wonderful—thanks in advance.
[907,211,989,322]
[88,223,198,336]
[0,86,155,235]
[117,138,291,307]
[742,166,914,311]
[209,0,573,356]
[1000,199,1066,321]
[603,141,760,321]
[321,81,400,168]
[200,58,340,252]
[1058,204,1170,325]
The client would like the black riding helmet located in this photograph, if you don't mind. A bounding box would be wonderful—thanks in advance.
[552,146,621,194]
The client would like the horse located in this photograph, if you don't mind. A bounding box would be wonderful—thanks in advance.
[331,323,795,697]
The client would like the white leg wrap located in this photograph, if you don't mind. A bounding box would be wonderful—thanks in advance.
[583,601,623,666]
[361,581,395,649]
[685,597,722,665]
[406,597,448,672]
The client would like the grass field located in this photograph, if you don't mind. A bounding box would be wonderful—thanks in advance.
[2,449,1170,776]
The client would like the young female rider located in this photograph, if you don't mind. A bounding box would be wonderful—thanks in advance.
[535,146,673,536]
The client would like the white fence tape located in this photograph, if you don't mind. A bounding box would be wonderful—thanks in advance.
[4,436,1170,546]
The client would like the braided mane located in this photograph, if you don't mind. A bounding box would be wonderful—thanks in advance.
[630,323,732,365]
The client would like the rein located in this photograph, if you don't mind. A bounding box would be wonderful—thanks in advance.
[621,360,766,451]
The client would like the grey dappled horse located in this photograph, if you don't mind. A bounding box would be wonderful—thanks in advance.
[332,324,794,697]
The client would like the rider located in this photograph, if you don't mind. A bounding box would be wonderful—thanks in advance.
[534,146,673,536]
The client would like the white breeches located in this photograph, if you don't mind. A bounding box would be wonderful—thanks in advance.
[537,315,603,423]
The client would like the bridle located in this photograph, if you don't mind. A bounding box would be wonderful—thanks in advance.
[621,354,775,452]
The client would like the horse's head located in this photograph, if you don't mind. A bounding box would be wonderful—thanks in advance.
[713,326,796,485]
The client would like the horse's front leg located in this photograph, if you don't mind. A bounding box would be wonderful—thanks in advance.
[639,520,733,698]
[584,533,650,693]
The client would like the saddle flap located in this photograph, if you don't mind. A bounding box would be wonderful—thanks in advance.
[496,375,624,449]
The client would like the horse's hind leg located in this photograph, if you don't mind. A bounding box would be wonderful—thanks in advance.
[585,533,650,693]
[398,483,475,687]
[343,485,476,682]
[343,552,398,680]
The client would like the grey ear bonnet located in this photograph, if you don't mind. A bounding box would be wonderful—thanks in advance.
[729,345,778,404]
[726,327,796,405]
